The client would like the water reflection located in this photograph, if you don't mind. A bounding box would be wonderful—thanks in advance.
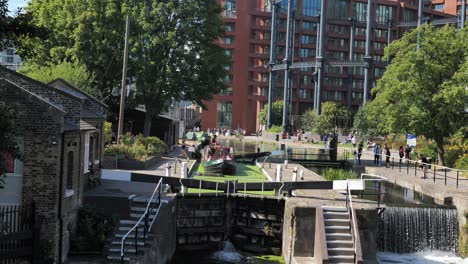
[358,181,443,207]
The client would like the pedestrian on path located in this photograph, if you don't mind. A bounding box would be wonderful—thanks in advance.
[419,154,429,179]
[384,144,391,168]
[352,136,357,148]
[399,146,404,164]
[404,145,411,160]
[357,144,363,165]
[373,144,379,165]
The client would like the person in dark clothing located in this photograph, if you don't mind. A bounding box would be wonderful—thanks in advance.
[384,144,391,168]
[357,144,363,165]
[404,145,411,160]
[399,146,404,164]
[419,154,429,178]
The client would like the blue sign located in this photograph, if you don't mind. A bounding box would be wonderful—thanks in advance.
[407,134,416,147]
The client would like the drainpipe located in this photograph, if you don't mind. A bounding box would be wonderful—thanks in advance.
[58,132,65,263]
[462,0,466,29]
[363,0,372,105]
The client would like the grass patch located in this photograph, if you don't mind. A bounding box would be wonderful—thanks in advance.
[189,162,276,196]
[322,168,358,181]
[246,254,285,264]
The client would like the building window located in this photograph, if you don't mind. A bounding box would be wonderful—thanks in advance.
[300,48,314,58]
[6,48,14,55]
[328,0,348,19]
[219,87,233,96]
[225,23,235,32]
[224,36,234,44]
[434,4,444,11]
[224,0,237,18]
[375,5,394,24]
[353,2,368,22]
[303,0,320,16]
[67,151,74,190]
[217,101,232,128]
[225,49,233,57]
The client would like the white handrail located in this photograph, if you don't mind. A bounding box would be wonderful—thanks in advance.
[120,178,163,260]
[346,180,359,258]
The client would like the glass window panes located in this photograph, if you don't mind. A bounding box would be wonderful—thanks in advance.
[217,101,232,128]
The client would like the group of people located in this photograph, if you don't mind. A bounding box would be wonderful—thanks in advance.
[206,127,246,137]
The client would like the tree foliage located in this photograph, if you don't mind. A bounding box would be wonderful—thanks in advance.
[128,0,228,134]
[18,60,96,96]
[258,100,284,126]
[0,102,17,188]
[302,102,351,135]
[355,25,468,164]
[17,0,228,135]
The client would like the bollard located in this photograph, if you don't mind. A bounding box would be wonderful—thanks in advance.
[181,162,188,193]
[165,163,171,177]
[284,160,288,169]
[292,167,298,182]
[276,164,282,182]
[299,170,304,181]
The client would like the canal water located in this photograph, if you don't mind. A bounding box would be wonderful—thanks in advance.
[171,242,284,264]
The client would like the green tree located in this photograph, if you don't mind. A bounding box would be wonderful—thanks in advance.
[18,0,228,135]
[128,0,228,135]
[0,102,17,188]
[18,60,96,96]
[303,102,351,135]
[258,100,284,127]
[355,25,468,165]
[17,0,127,105]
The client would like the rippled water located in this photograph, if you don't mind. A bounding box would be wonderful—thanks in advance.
[378,251,468,264]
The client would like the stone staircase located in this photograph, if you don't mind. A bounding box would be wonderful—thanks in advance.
[106,197,159,263]
[323,206,355,264]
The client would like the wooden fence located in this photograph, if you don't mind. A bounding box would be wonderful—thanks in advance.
[0,204,36,264]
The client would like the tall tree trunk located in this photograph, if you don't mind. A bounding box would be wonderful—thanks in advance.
[435,138,445,166]
[143,113,152,137]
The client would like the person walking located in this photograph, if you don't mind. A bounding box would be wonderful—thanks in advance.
[377,144,382,166]
[351,136,357,148]
[399,146,404,164]
[404,145,411,160]
[384,144,391,168]
[419,154,429,179]
[357,144,363,165]
[373,144,379,165]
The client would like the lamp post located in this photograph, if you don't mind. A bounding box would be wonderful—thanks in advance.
[117,15,130,143]
[267,1,279,129]
[316,0,325,114]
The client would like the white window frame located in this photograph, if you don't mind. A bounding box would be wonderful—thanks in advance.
[84,132,90,173]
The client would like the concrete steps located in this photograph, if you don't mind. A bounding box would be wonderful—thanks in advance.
[322,206,355,264]
[106,196,160,263]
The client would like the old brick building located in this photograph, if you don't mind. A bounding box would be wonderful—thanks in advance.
[0,66,106,263]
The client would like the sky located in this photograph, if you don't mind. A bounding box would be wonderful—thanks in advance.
[8,0,29,13]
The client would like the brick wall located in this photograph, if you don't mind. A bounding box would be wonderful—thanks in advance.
[0,80,64,261]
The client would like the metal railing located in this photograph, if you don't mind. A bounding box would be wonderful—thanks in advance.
[348,150,468,189]
[345,180,359,262]
[120,178,163,263]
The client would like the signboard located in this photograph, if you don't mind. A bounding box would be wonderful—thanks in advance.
[407,134,417,147]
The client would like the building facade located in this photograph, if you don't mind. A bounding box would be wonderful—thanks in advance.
[426,0,468,16]
[0,67,106,263]
[0,47,22,71]
[201,0,452,134]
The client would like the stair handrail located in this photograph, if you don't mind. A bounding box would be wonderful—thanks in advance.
[120,178,163,263]
[345,179,362,263]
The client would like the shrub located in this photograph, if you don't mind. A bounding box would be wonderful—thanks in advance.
[71,205,116,252]
[322,169,358,181]
[104,144,127,156]
[104,122,113,144]
[445,145,465,168]
[104,133,166,161]
[416,142,438,162]
[267,125,282,133]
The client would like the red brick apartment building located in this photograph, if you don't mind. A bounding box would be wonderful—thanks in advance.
[426,0,467,15]
[201,0,452,134]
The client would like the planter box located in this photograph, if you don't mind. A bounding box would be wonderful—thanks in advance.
[117,154,162,170]
[102,153,162,170]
